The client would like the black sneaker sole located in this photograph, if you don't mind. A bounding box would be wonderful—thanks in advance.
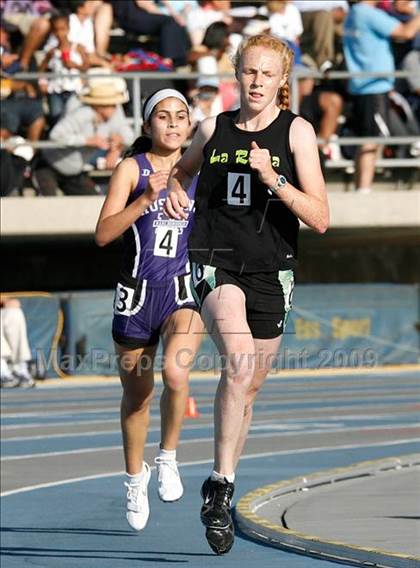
[158,494,183,503]
[205,526,234,555]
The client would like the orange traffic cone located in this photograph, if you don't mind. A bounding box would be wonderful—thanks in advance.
[185,396,200,419]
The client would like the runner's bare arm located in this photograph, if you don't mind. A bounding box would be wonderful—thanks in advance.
[271,117,329,234]
[165,116,216,220]
[95,158,155,246]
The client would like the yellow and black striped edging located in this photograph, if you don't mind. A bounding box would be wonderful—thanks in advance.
[235,455,420,568]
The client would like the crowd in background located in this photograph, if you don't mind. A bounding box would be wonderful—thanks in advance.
[0,0,419,196]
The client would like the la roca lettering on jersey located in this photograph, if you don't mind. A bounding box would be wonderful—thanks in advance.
[189,110,300,273]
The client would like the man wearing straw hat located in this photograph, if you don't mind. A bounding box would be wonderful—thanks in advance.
[34,77,134,195]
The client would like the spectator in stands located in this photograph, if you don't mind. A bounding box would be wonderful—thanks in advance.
[94,1,189,67]
[377,0,417,19]
[294,0,348,71]
[189,21,231,72]
[1,20,45,143]
[0,147,28,196]
[299,79,344,161]
[399,44,420,121]
[377,0,418,66]
[42,1,108,67]
[0,76,45,142]
[34,77,134,195]
[39,13,89,125]
[10,1,106,71]
[260,1,303,64]
[186,0,232,47]
[190,75,223,126]
[189,21,237,110]
[343,0,420,192]
[0,19,21,73]
[1,0,54,41]
[1,297,35,388]
[157,0,197,28]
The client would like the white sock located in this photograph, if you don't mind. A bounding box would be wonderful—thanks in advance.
[211,470,235,484]
[158,447,176,461]
[126,462,147,484]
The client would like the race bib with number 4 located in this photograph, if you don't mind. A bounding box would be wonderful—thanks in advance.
[227,172,251,206]
[153,226,179,258]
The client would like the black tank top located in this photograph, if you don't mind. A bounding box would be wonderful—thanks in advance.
[189,109,300,273]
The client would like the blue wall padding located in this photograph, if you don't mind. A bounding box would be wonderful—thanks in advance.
[282,284,419,369]
[16,285,419,377]
[57,284,419,375]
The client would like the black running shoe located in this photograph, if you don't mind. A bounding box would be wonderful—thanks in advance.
[200,477,235,555]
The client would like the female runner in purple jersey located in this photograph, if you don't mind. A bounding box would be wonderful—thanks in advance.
[95,89,203,531]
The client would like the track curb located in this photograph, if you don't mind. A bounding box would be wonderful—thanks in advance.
[235,454,420,567]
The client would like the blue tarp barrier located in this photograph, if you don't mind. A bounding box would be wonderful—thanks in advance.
[60,284,420,375]
[60,291,116,375]
[23,284,419,377]
[283,284,419,369]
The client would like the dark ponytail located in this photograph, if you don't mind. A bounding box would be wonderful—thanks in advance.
[124,135,152,158]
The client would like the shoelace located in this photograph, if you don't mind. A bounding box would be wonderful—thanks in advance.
[155,458,180,482]
[124,482,144,505]
[212,483,233,509]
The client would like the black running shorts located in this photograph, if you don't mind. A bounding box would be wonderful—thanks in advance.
[190,263,294,339]
[352,93,390,137]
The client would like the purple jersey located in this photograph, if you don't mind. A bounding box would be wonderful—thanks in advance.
[121,153,197,282]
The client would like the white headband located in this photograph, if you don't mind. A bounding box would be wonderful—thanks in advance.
[143,89,189,122]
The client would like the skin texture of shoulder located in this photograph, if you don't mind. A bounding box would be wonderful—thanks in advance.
[95,157,145,247]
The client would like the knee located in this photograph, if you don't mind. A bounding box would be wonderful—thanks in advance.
[163,369,188,393]
[224,350,255,388]
[244,384,260,411]
[329,93,343,113]
[320,93,342,114]
[31,16,51,35]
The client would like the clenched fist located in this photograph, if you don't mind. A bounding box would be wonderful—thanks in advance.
[145,170,170,202]
[249,141,276,186]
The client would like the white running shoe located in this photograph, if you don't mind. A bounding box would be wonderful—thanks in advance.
[125,463,151,531]
[155,456,184,502]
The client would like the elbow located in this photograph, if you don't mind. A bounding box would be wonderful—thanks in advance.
[95,230,109,247]
[314,214,329,234]
[316,222,328,235]
[95,236,107,247]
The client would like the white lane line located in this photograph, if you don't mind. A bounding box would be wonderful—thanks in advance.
[1,386,417,409]
[2,425,419,461]
[1,422,213,442]
[2,409,417,434]
[2,396,420,428]
[2,416,418,442]
[1,418,121,430]
[2,438,419,497]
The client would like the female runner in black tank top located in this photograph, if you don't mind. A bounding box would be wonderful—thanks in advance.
[166,34,329,555]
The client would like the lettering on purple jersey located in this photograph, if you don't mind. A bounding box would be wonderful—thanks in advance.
[123,153,198,281]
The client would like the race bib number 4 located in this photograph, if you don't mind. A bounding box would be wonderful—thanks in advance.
[154,226,179,258]
[227,172,251,206]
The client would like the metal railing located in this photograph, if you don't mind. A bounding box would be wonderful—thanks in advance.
[1,69,419,173]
